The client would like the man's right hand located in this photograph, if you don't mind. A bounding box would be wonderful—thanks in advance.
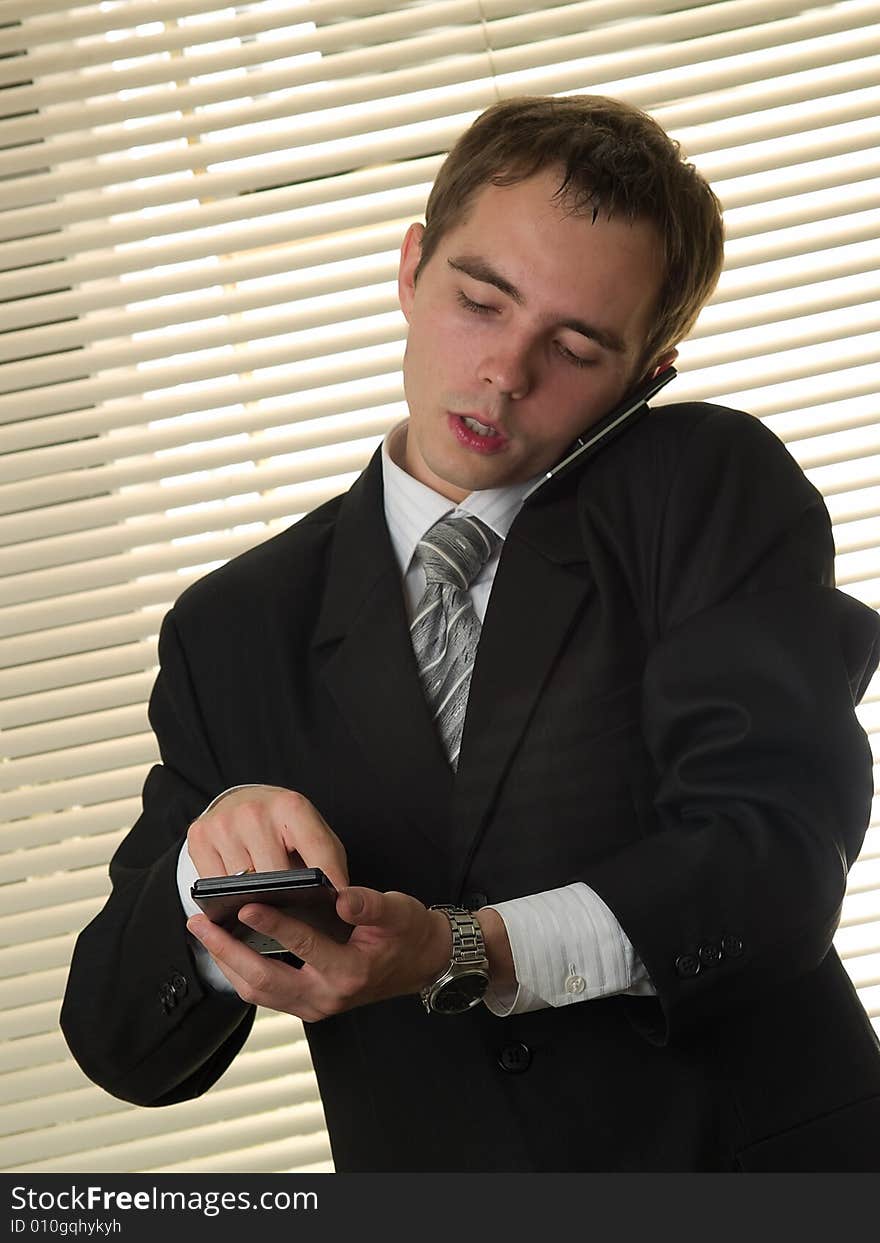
[186,786,349,890]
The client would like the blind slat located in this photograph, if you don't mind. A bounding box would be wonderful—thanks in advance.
[5,21,877,177]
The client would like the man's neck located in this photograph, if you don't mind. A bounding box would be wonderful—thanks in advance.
[386,421,471,504]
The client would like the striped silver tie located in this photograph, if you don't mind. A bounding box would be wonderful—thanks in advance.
[410,515,498,769]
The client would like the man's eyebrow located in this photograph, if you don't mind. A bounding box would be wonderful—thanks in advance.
[558,316,626,355]
[447,254,626,354]
[448,256,524,305]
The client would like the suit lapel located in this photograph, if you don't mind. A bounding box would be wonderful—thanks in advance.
[314,451,593,893]
[314,451,454,862]
[449,482,594,891]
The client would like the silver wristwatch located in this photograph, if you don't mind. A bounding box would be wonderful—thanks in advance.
[420,905,490,1015]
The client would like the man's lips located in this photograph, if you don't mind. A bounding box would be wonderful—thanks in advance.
[452,412,505,436]
[448,412,509,453]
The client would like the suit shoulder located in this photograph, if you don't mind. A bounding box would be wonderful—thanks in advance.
[645,399,793,456]
[636,400,817,501]
[586,400,816,518]
[172,490,344,623]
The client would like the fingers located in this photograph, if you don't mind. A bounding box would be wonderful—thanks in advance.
[186,915,265,994]
[185,786,348,885]
[186,913,326,1021]
[188,909,350,1024]
[276,795,349,890]
[189,804,291,876]
[189,887,448,1019]
[185,832,227,881]
[237,903,351,977]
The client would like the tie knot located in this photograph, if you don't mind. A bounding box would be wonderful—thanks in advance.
[417,515,497,589]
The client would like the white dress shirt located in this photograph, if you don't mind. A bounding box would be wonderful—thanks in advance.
[178,421,654,1009]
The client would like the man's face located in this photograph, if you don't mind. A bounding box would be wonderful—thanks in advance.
[397,169,673,501]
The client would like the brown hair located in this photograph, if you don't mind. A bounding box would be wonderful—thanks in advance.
[415,95,724,375]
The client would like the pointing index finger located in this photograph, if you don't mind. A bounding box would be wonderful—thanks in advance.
[275,793,349,890]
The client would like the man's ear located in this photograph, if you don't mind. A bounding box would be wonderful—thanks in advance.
[650,347,678,378]
[398,222,425,323]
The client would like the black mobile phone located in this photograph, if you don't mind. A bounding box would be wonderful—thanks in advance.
[191,867,352,956]
[534,363,678,493]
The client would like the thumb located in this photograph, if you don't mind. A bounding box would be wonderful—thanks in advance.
[336,886,383,926]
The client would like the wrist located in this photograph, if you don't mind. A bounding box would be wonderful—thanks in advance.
[419,906,489,1015]
[475,906,516,994]
[420,907,454,991]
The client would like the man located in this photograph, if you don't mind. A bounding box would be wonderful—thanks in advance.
[61,96,880,1171]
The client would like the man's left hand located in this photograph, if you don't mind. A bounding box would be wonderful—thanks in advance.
[186,887,453,1021]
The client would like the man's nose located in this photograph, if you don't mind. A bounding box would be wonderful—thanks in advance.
[478,339,533,400]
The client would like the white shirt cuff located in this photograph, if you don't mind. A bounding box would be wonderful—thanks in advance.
[175,789,260,996]
[199,783,264,816]
[482,882,655,1016]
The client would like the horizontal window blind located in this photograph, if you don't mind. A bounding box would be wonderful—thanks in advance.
[1,0,878,1173]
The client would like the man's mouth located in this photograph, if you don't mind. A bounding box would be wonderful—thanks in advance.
[449,412,508,455]
[460,416,497,438]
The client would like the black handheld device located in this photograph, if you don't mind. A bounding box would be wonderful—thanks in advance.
[191,867,352,956]
[533,363,677,493]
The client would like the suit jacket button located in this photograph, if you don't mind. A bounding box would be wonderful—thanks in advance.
[698,942,722,967]
[675,953,701,979]
[462,892,488,910]
[170,972,188,997]
[498,1042,532,1073]
[159,983,176,1014]
[721,935,743,958]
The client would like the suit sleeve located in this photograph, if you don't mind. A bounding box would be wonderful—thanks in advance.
[60,608,255,1106]
[582,407,880,1044]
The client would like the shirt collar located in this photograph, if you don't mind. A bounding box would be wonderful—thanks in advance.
[381,420,538,575]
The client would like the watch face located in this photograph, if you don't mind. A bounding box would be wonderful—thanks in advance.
[432,971,489,1014]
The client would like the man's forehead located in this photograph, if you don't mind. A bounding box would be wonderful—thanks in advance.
[442,172,661,260]
[463,167,613,221]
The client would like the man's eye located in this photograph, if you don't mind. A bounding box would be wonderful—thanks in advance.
[456,290,495,315]
[555,342,596,369]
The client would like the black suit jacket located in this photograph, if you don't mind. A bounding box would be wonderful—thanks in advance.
[61,402,880,1171]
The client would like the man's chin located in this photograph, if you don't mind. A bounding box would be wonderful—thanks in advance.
[424,453,519,497]
[404,426,529,496]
